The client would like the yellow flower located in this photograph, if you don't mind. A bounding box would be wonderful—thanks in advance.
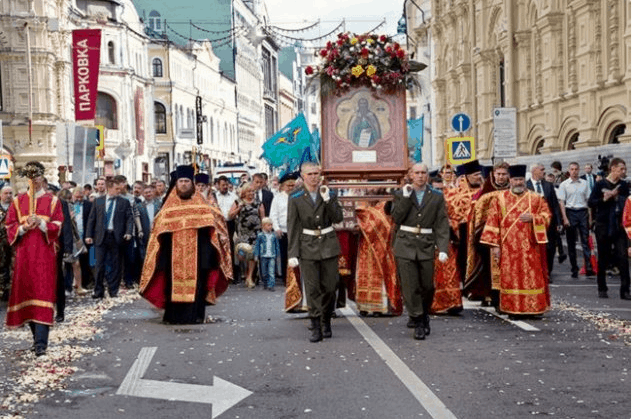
[366,38,374,44]
[366,65,377,77]
[351,65,364,77]
[350,37,358,45]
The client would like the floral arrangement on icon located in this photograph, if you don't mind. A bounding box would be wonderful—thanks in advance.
[305,32,424,95]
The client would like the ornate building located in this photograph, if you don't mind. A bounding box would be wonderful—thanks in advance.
[410,0,630,164]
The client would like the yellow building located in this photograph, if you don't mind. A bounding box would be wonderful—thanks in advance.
[408,0,630,164]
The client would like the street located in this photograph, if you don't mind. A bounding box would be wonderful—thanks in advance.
[0,259,629,419]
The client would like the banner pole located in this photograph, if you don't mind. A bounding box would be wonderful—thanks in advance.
[82,127,87,187]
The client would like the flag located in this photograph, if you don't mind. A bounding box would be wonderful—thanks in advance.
[407,116,424,162]
[310,127,321,164]
[261,113,315,172]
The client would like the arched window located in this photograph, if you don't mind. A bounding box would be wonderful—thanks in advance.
[566,132,579,150]
[534,137,545,155]
[154,102,166,134]
[108,41,115,64]
[96,92,118,129]
[608,124,626,144]
[152,58,163,78]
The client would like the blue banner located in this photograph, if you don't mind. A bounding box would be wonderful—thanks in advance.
[407,116,424,163]
[261,113,318,173]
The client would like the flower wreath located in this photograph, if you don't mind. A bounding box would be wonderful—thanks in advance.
[305,32,422,95]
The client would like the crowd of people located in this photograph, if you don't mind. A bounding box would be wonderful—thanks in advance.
[0,155,629,353]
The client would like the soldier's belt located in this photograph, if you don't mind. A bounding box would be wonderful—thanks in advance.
[302,226,334,236]
[400,226,433,234]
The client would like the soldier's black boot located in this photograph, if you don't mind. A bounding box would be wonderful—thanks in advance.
[322,315,332,339]
[422,314,431,336]
[413,317,425,340]
[407,316,416,328]
[309,317,322,343]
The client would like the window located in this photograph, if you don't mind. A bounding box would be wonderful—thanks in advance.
[262,48,276,98]
[152,58,162,77]
[148,10,162,32]
[154,102,166,134]
[210,117,214,144]
[265,104,276,139]
[609,124,626,144]
[96,92,118,129]
[409,106,417,120]
[108,41,115,64]
[534,138,544,155]
[566,132,579,150]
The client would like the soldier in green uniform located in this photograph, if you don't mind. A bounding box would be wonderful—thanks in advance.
[391,163,450,340]
[287,162,344,342]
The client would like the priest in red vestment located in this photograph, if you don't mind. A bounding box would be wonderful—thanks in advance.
[140,166,232,324]
[5,162,63,356]
[480,164,551,315]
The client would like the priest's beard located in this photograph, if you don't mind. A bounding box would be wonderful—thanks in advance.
[511,186,526,194]
[176,184,195,200]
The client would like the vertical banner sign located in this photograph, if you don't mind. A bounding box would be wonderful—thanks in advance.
[134,88,145,155]
[196,96,203,145]
[493,107,517,159]
[72,29,102,121]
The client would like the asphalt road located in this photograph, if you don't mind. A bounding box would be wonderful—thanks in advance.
[0,257,629,419]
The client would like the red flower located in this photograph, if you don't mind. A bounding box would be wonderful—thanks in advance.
[397,49,405,59]
[393,42,400,50]
[371,75,381,84]
[305,66,314,75]
[385,46,392,54]
[326,66,336,76]
[320,49,328,57]
[380,35,387,42]
[361,47,369,58]
[337,39,345,46]
[326,41,333,49]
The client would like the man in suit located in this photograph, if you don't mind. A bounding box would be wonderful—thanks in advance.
[287,162,344,342]
[72,188,93,289]
[391,163,450,340]
[253,173,274,217]
[137,185,162,265]
[85,179,133,299]
[527,163,563,278]
[581,163,598,194]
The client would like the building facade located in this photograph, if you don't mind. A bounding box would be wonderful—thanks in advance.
[411,0,630,165]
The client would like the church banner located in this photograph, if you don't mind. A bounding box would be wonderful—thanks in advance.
[72,29,101,121]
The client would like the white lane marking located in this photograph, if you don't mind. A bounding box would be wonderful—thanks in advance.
[550,284,597,287]
[340,304,458,419]
[462,300,540,331]
[117,347,252,418]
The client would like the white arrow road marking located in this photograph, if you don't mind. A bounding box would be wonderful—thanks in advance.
[341,303,458,419]
[116,347,252,418]
[462,300,540,332]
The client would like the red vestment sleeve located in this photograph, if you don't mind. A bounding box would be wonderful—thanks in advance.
[5,197,21,246]
[623,197,631,239]
[480,195,501,247]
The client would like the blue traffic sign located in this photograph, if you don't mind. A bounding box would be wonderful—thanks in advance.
[451,113,471,133]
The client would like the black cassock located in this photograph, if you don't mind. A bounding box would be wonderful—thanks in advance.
[159,227,218,324]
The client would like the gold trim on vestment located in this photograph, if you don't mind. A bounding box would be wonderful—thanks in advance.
[501,288,546,295]
[7,299,55,312]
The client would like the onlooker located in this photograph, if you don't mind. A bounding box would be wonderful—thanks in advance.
[55,188,74,323]
[155,179,167,201]
[72,187,93,290]
[253,217,281,291]
[83,183,93,200]
[252,173,274,216]
[0,185,14,301]
[270,176,280,195]
[269,172,298,285]
[132,181,145,201]
[229,183,263,287]
[115,175,143,288]
[588,158,630,300]
[527,163,563,278]
[94,177,107,197]
[558,162,594,278]
[137,185,162,265]
[581,163,598,194]
[85,179,133,299]
[550,161,568,188]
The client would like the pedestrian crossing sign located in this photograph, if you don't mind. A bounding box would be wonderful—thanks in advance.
[0,155,12,179]
[445,137,476,165]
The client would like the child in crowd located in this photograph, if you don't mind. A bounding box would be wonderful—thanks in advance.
[254,218,281,291]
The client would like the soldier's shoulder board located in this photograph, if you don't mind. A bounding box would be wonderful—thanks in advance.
[290,190,305,199]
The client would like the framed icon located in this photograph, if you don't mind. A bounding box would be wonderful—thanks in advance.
[321,86,408,179]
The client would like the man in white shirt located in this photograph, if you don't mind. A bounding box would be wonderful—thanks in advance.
[269,172,298,285]
[558,162,594,278]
